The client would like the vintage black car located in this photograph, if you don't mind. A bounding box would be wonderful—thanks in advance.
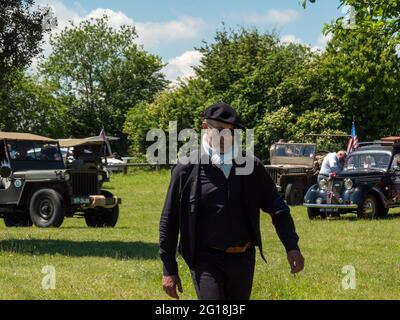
[0,132,120,228]
[303,137,400,219]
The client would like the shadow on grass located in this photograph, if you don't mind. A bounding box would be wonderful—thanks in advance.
[311,212,400,222]
[0,239,159,260]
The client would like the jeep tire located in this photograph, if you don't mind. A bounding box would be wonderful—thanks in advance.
[285,183,303,206]
[29,189,65,227]
[84,190,119,228]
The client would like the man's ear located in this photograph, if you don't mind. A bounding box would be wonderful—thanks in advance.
[201,121,207,130]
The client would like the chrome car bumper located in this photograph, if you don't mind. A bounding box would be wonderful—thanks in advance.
[303,203,358,209]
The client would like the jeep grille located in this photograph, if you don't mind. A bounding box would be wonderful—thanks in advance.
[266,167,279,183]
[71,172,98,196]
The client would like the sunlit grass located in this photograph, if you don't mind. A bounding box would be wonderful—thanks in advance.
[0,170,399,299]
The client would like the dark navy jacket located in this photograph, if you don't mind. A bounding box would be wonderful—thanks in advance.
[159,150,300,276]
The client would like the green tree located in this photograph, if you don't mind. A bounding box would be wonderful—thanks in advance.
[124,28,327,160]
[0,72,67,136]
[39,16,167,153]
[0,0,53,79]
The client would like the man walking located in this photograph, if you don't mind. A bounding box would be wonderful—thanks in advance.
[159,102,304,300]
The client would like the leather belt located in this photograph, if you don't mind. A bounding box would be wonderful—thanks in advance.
[211,242,253,253]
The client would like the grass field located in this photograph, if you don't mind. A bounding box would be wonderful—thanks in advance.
[0,170,399,300]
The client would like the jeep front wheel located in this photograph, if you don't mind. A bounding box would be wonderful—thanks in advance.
[285,183,303,206]
[84,191,119,228]
[357,195,379,220]
[29,189,65,227]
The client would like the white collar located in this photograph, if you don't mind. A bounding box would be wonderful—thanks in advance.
[201,134,239,167]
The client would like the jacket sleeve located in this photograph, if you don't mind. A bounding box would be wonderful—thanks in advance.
[257,160,300,253]
[159,165,186,276]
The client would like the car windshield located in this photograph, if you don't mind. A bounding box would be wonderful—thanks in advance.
[344,153,391,171]
[7,141,63,162]
[272,144,315,158]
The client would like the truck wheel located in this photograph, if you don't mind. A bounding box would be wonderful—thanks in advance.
[357,195,380,219]
[29,189,65,227]
[285,184,303,206]
[3,214,33,227]
[307,208,327,220]
[84,191,119,228]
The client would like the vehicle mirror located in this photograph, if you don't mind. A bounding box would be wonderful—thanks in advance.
[0,166,11,178]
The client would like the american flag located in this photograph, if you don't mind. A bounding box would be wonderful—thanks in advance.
[346,121,359,154]
[99,128,112,156]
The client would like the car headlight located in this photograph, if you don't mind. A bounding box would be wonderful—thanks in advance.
[64,173,71,181]
[319,179,328,191]
[344,178,353,190]
[98,174,104,182]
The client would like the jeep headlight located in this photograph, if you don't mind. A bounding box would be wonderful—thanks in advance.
[319,179,328,191]
[344,178,353,190]
[98,174,104,182]
[64,173,71,181]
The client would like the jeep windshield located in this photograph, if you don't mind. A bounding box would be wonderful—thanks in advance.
[344,152,391,171]
[6,140,65,171]
[271,144,316,158]
[269,143,316,166]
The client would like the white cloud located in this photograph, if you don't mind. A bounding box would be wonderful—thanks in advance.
[311,32,333,52]
[30,1,205,75]
[162,50,203,82]
[136,17,205,49]
[246,9,299,26]
[83,8,134,29]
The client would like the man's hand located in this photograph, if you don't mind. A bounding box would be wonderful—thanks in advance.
[287,250,305,274]
[162,275,183,300]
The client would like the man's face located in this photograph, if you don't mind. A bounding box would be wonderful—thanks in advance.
[337,151,347,163]
[202,120,236,153]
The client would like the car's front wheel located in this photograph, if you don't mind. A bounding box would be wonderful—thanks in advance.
[29,189,65,227]
[84,191,119,228]
[357,195,380,219]
[307,207,327,220]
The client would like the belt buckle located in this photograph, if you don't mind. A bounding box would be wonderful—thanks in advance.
[225,242,251,253]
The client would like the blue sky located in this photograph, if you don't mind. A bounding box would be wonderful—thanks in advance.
[37,0,344,80]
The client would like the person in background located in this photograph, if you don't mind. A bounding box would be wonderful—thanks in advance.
[318,150,347,182]
[275,139,287,157]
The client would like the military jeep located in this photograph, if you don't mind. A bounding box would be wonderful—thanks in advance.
[0,132,120,228]
[265,143,323,205]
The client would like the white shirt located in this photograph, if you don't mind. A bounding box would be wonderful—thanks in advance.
[320,153,343,176]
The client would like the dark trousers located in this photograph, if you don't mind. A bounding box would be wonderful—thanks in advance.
[190,247,256,300]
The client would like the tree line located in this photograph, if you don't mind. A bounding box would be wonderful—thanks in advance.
[1,0,400,160]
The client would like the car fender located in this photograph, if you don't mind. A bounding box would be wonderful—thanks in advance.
[18,181,68,206]
[349,185,388,208]
[303,184,319,203]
